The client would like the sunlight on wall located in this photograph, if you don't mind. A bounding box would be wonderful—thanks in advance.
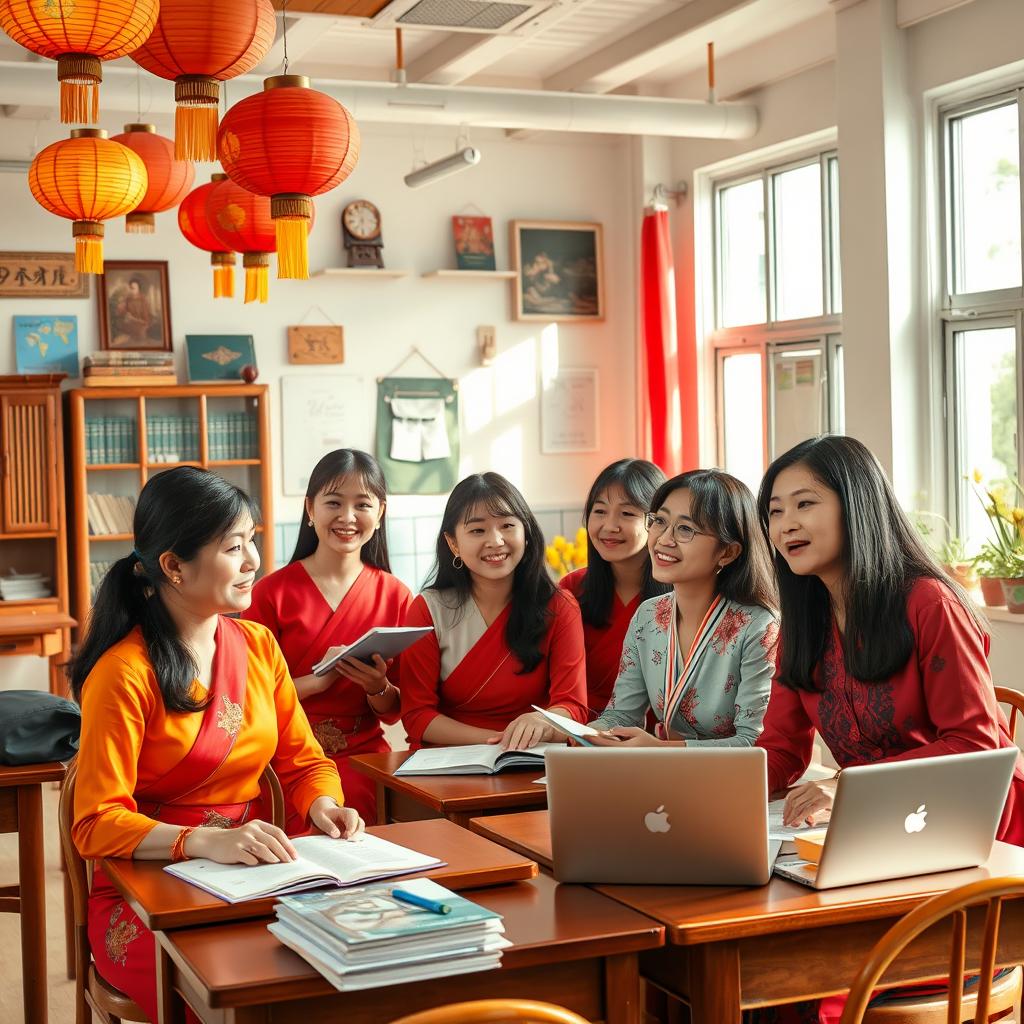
[460,366,495,436]
[490,426,525,486]
[540,323,560,391]
[495,336,539,416]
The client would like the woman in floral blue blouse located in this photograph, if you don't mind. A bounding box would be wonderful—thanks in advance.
[589,469,778,746]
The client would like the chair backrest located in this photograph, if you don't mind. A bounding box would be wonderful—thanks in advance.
[994,685,1024,744]
[388,1001,592,1024]
[839,875,1024,1024]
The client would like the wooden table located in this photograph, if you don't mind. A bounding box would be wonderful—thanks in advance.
[350,751,548,826]
[0,760,67,1024]
[152,873,665,1024]
[468,809,1024,1022]
[101,818,538,932]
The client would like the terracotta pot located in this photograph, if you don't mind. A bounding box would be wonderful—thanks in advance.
[979,575,1006,608]
[1000,577,1024,613]
[942,562,978,591]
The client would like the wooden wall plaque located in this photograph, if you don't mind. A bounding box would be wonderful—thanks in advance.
[0,252,89,298]
[288,325,345,364]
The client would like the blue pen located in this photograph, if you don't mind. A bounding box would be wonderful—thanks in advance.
[391,888,452,915]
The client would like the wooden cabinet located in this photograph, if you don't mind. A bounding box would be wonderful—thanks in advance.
[2,391,60,532]
[66,383,274,636]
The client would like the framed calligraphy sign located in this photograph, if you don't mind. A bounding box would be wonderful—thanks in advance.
[0,252,89,298]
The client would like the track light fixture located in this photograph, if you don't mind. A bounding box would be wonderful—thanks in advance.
[404,146,481,189]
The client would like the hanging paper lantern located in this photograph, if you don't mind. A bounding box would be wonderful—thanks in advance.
[111,124,195,234]
[178,174,237,298]
[130,0,276,162]
[0,0,158,123]
[29,129,147,274]
[218,75,359,280]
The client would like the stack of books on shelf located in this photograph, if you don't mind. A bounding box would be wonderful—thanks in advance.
[87,494,135,536]
[85,416,137,464]
[82,352,176,388]
[208,412,259,460]
[0,571,52,600]
[147,416,200,463]
[88,560,115,601]
[269,878,509,992]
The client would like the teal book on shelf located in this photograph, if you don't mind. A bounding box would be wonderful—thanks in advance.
[186,335,256,384]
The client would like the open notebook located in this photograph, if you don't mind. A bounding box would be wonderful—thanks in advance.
[395,742,564,776]
[165,833,444,903]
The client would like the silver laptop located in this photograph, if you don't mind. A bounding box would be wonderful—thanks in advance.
[545,747,772,885]
[774,747,1018,890]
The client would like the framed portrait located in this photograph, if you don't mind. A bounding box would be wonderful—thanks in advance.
[97,261,172,351]
[511,220,604,322]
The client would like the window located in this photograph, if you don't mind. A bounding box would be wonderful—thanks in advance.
[711,149,842,477]
[941,91,1024,542]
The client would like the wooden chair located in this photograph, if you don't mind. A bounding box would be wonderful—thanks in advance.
[388,1000,593,1024]
[994,686,1024,743]
[59,758,287,1024]
[839,875,1024,1024]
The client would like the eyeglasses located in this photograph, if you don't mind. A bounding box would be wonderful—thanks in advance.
[644,512,705,544]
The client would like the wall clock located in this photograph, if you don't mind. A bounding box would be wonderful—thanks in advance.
[342,200,384,268]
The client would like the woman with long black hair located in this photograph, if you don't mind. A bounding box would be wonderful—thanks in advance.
[243,449,412,825]
[400,472,589,750]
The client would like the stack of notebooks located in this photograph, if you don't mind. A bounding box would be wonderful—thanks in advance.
[269,877,509,991]
[82,351,176,387]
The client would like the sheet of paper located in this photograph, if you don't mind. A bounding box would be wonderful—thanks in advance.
[768,799,830,841]
[530,705,599,738]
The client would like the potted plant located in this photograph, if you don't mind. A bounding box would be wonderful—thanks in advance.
[973,543,1008,607]
[971,473,1024,613]
[913,511,977,591]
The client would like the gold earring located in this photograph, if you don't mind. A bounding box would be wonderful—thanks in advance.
[307,518,314,527]
[172,575,183,585]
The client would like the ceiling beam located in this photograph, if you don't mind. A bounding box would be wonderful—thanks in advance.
[543,0,759,94]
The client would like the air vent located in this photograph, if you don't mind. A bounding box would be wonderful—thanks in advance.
[371,0,549,34]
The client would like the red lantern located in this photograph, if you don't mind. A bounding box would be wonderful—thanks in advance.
[0,0,158,123]
[130,0,276,162]
[29,129,147,274]
[218,75,359,280]
[111,125,195,233]
[178,175,236,298]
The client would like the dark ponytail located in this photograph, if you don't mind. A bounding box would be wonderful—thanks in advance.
[289,449,391,571]
[68,467,260,712]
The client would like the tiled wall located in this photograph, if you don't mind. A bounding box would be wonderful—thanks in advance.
[272,507,586,593]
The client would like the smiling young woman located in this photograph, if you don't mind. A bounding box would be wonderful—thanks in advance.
[400,472,589,751]
[69,467,358,1024]
[242,449,412,827]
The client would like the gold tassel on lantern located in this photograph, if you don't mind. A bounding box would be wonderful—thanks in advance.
[212,252,236,299]
[126,212,156,234]
[57,56,101,124]
[272,194,312,280]
[243,253,269,304]
[72,220,104,275]
[175,76,220,162]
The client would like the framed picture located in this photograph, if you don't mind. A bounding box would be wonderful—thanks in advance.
[452,215,495,271]
[511,220,604,322]
[0,251,88,298]
[541,367,599,454]
[13,315,79,375]
[186,335,257,383]
[98,261,172,351]
[287,325,345,364]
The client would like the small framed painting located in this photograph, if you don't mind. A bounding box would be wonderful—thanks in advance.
[98,261,172,351]
[287,325,345,364]
[511,220,604,322]
[13,315,79,376]
[452,215,495,271]
[186,335,257,383]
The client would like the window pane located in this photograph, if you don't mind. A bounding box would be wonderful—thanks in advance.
[718,180,766,327]
[721,351,764,492]
[828,158,841,314]
[954,326,1017,553]
[769,346,824,459]
[772,164,824,321]
[950,103,1021,295]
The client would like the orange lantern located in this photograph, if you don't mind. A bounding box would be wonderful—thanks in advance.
[178,175,237,298]
[29,129,147,274]
[111,124,195,233]
[218,75,359,280]
[130,0,276,162]
[0,0,158,123]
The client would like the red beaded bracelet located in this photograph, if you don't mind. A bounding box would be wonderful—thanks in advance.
[170,826,196,863]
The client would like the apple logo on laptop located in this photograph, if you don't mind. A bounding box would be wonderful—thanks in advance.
[904,804,928,834]
[644,805,671,833]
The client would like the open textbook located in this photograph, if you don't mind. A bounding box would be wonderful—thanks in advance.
[395,742,565,776]
[313,626,434,676]
[165,833,444,903]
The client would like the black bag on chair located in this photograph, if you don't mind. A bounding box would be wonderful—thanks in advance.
[0,690,80,765]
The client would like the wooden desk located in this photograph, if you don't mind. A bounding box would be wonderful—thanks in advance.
[0,760,67,1024]
[153,874,665,1024]
[350,751,547,826]
[101,818,538,932]
[468,810,1024,1022]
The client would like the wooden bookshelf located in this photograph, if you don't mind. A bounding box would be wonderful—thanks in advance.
[67,384,274,635]
[0,375,73,694]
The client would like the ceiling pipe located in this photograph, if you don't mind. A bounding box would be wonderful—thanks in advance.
[0,60,758,140]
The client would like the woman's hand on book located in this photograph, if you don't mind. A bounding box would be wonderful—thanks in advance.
[187,820,297,865]
[494,711,556,751]
[309,796,365,840]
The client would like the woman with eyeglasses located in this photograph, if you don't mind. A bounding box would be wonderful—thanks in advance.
[588,469,778,746]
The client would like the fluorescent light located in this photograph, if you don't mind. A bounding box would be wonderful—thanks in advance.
[404,146,480,189]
